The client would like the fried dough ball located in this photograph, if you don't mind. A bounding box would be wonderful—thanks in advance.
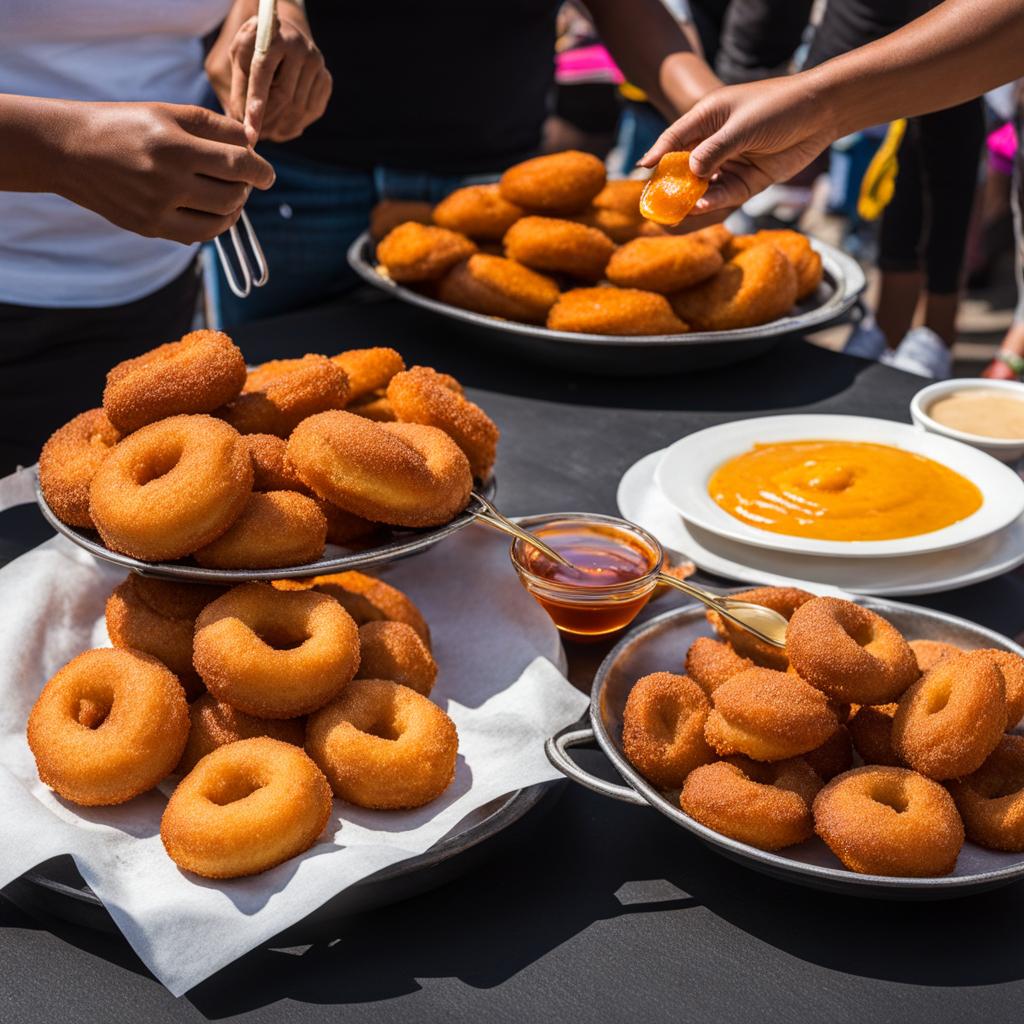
[573,206,646,244]
[27,648,189,806]
[606,235,723,294]
[684,637,754,696]
[705,668,838,761]
[802,725,854,781]
[499,150,606,215]
[39,408,121,528]
[161,737,332,879]
[306,678,458,809]
[176,695,306,775]
[503,216,615,281]
[369,199,434,241]
[786,597,920,704]
[547,287,687,336]
[707,586,815,670]
[671,244,798,331]
[621,672,713,789]
[377,222,477,282]
[593,178,645,214]
[103,330,246,434]
[847,703,902,766]
[437,254,559,325]
[331,347,406,402]
[192,491,327,569]
[910,638,962,674]
[348,393,397,422]
[974,648,1024,727]
[387,365,499,479]
[193,583,360,718]
[639,151,708,226]
[222,354,350,437]
[689,223,734,252]
[731,230,824,300]
[288,411,473,528]
[89,414,253,561]
[432,184,524,240]
[680,756,821,850]
[892,652,1007,780]
[356,621,437,696]
[948,735,1024,852]
[813,766,964,876]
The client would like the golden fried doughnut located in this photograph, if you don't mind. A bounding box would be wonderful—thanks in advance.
[705,668,838,761]
[813,766,964,876]
[176,695,306,775]
[38,409,121,528]
[948,735,1024,852]
[348,393,397,422]
[547,287,687,336]
[606,236,723,294]
[369,199,434,241]
[305,571,431,647]
[103,330,246,434]
[193,583,359,718]
[621,672,713,788]
[105,575,222,699]
[573,207,646,244]
[432,184,524,240]
[892,652,1006,780]
[288,411,473,527]
[670,245,798,331]
[387,365,499,479]
[161,737,332,879]
[193,490,327,569]
[499,150,606,214]
[242,432,310,493]
[356,621,437,696]
[707,586,814,670]
[377,222,477,282]
[222,354,350,437]
[331,347,406,402]
[593,179,645,214]
[802,725,854,781]
[786,597,919,704]
[89,414,252,561]
[437,253,559,325]
[680,756,821,850]
[318,501,381,546]
[910,638,962,674]
[847,703,902,766]
[306,678,457,809]
[640,152,708,226]
[974,648,1024,727]
[684,637,754,696]
[689,223,734,252]
[27,648,189,806]
[731,230,823,300]
[503,216,615,281]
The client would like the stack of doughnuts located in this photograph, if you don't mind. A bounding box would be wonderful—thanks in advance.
[622,588,1024,877]
[38,332,500,570]
[27,570,458,879]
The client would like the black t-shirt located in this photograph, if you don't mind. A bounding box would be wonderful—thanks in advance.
[288,0,562,174]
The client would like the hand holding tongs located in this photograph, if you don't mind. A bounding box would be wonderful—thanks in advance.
[213,0,275,299]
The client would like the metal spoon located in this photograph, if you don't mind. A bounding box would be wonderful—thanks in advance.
[468,491,788,648]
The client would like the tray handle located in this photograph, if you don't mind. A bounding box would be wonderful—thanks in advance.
[545,727,648,805]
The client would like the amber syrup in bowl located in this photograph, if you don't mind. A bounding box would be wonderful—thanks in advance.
[510,514,664,641]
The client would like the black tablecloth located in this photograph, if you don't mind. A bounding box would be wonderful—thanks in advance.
[3,297,1023,1023]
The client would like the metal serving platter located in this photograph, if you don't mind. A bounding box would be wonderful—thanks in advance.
[5,782,557,939]
[33,474,495,584]
[547,599,1024,899]
[348,231,866,375]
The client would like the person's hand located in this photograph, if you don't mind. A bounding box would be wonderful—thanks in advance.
[207,7,332,143]
[639,75,838,215]
[57,102,275,243]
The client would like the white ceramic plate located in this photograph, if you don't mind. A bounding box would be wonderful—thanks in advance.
[621,448,1024,596]
[653,414,1024,559]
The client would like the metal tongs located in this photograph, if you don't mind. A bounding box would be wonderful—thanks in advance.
[213,0,275,299]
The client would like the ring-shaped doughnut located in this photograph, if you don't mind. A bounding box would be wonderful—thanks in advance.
[356,621,437,696]
[948,735,1024,852]
[846,703,902,766]
[974,648,1024,728]
[909,639,962,674]
[707,586,814,670]
[684,637,754,696]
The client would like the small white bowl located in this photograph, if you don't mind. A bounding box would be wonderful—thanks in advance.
[911,379,1024,464]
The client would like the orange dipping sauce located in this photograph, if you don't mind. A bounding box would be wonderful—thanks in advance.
[640,151,709,227]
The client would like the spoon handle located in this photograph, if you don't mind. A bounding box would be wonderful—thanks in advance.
[469,491,573,567]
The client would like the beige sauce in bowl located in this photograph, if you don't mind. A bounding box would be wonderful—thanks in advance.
[928,389,1024,440]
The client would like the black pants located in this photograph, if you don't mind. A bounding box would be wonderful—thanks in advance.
[0,260,201,474]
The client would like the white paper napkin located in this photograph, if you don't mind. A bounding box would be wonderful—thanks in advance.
[0,521,588,995]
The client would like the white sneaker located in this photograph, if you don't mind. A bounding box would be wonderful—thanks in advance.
[843,317,887,361]
[880,327,953,379]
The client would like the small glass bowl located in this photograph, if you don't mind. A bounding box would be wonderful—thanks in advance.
[510,512,664,641]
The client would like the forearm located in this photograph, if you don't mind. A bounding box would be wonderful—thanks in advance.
[0,94,73,195]
[585,0,722,118]
[808,0,1024,138]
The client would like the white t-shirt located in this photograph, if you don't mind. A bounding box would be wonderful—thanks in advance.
[0,1,230,308]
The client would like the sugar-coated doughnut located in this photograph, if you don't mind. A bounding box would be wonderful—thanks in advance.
[707,586,814,670]
[437,253,559,326]
[28,648,189,806]
[161,737,332,879]
[802,725,854,781]
[606,236,723,294]
[242,432,311,492]
[846,703,902,766]
[684,637,754,696]
[356,621,437,696]
[909,639,962,674]
[306,679,457,809]
[948,735,1024,852]
[347,393,397,422]
[377,222,477,282]
[973,648,1024,727]
[503,216,615,281]
[331,347,406,402]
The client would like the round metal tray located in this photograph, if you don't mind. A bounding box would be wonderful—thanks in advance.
[348,231,866,375]
[547,598,1024,899]
[33,474,495,584]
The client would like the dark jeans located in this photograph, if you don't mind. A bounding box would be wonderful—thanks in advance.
[0,260,200,474]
